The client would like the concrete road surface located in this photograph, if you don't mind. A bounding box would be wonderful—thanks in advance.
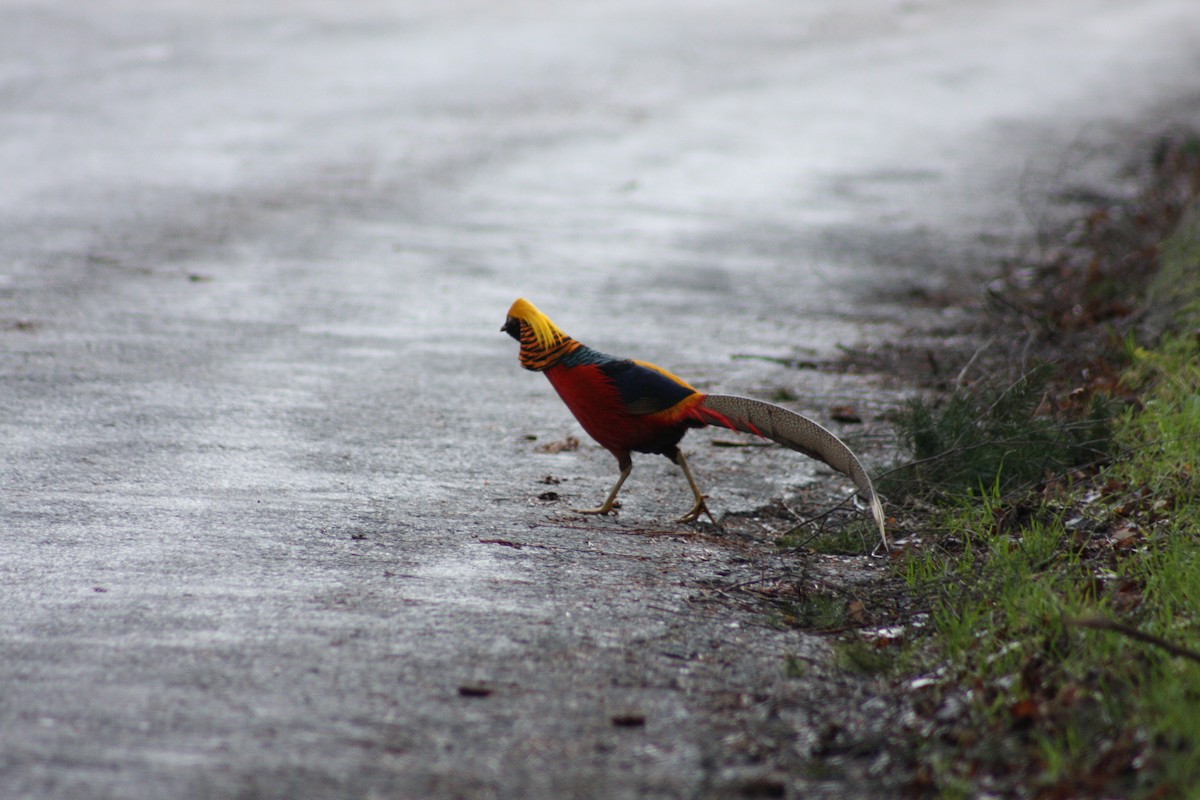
[2,1,1198,797]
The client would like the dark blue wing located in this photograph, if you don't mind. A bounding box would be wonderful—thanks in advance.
[599,358,695,415]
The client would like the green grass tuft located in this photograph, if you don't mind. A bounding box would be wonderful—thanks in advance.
[883,367,1117,502]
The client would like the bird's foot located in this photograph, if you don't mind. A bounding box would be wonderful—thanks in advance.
[677,497,715,525]
[573,502,618,516]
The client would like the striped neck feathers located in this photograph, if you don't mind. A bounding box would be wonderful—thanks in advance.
[506,298,582,372]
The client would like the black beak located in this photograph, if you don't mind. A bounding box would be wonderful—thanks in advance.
[502,317,521,340]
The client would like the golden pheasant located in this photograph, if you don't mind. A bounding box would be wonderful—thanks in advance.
[502,298,888,551]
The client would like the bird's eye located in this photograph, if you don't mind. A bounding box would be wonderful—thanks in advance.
[502,317,522,340]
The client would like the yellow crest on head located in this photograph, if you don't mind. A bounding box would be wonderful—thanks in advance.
[507,298,565,351]
[505,298,579,371]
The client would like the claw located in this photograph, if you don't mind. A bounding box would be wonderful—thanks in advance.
[677,496,714,525]
[573,504,618,516]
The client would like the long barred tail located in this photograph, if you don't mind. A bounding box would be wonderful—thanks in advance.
[696,394,889,552]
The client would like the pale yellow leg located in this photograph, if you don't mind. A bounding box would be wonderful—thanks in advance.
[674,450,715,524]
[574,462,631,516]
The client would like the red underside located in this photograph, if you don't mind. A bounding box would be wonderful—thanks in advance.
[544,363,704,459]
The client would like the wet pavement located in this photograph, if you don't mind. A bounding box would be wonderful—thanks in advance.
[2,1,1199,797]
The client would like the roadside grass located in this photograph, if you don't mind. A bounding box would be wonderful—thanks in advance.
[756,139,1200,795]
[892,206,1200,797]
[881,368,1118,502]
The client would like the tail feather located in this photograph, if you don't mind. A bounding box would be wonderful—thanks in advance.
[697,394,889,552]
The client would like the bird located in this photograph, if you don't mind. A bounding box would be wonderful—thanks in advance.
[502,298,888,552]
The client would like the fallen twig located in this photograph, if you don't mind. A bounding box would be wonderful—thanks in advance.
[1066,616,1200,665]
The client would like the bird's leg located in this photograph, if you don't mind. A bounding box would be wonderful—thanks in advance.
[673,449,716,524]
[573,458,631,516]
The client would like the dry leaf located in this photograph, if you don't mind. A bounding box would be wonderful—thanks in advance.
[830,405,863,423]
[535,436,580,453]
